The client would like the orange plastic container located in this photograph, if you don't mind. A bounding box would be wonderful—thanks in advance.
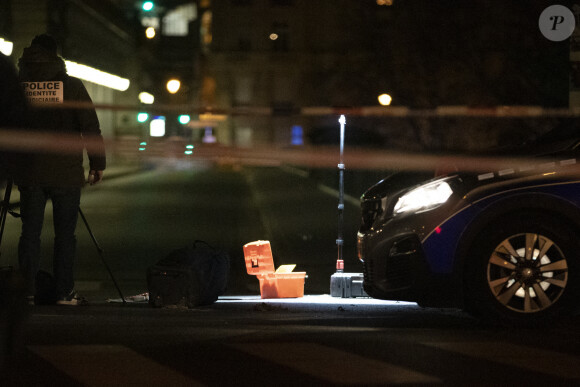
[243,240,306,298]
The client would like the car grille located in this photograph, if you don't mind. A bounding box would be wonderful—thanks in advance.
[385,254,413,289]
[363,259,374,284]
[364,249,413,291]
[363,235,419,291]
[386,235,419,289]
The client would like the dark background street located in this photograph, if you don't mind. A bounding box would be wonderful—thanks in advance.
[2,1,580,384]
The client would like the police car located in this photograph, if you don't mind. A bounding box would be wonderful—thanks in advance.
[357,133,580,325]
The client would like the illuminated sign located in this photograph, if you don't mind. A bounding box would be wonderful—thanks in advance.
[65,61,130,91]
[0,37,13,56]
[150,116,166,137]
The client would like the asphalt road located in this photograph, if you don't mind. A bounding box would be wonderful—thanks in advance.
[3,296,580,386]
[0,160,368,298]
[2,162,580,385]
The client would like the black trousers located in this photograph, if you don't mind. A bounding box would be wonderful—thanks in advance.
[18,186,81,298]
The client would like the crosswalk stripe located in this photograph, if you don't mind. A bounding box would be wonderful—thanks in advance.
[28,345,204,387]
[230,342,440,385]
[423,341,580,379]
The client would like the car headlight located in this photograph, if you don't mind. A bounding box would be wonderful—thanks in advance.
[393,180,453,215]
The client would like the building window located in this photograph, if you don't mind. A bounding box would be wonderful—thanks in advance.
[163,4,197,36]
[231,0,253,6]
[270,0,295,6]
[234,76,253,104]
[238,37,252,51]
[201,10,212,52]
[270,22,289,51]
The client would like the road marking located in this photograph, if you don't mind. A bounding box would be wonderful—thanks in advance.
[279,164,310,178]
[278,164,360,206]
[423,341,580,379]
[317,184,360,206]
[231,342,440,385]
[28,345,203,387]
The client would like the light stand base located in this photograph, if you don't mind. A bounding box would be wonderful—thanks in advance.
[330,272,368,298]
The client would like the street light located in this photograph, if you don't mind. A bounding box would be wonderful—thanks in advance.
[378,93,392,106]
[145,27,156,39]
[167,79,181,94]
[139,92,154,104]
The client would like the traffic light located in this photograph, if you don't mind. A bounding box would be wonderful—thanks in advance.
[137,112,149,123]
[142,1,154,11]
[178,115,191,124]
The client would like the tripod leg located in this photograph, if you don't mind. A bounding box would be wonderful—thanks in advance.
[0,180,13,254]
[78,207,126,304]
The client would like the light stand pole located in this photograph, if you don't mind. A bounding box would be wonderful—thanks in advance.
[336,114,346,273]
[329,115,368,298]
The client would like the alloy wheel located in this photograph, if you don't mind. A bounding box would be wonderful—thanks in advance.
[486,233,568,313]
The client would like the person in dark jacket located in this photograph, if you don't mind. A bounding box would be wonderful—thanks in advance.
[0,51,28,375]
[0,52,28,180]
[16,34,106,305]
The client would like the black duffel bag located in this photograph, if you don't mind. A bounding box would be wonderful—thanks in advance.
[147,240,230,308]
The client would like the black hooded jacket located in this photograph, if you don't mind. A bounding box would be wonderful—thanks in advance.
[16,45,106,187]
[0,53,28,180]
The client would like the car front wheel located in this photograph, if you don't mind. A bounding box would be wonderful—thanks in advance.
[465,213,579,325]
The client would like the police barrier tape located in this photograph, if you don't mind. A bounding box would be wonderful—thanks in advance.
[26,100,580,118]
[3,100,580,177]
[2,129,580,182]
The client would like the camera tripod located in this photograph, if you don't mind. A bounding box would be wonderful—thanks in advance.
[0,179,18,253]
[0,179,126,303]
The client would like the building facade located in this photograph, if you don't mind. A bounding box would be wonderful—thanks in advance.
[1,0,142,141]
[198,0,390,147]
